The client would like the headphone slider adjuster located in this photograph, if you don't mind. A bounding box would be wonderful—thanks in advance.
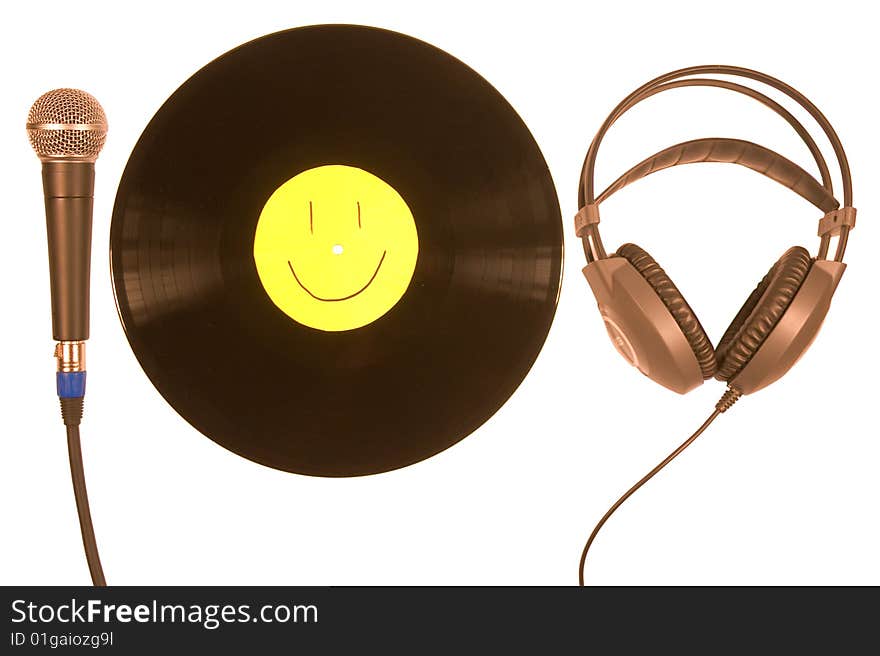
[818,206,856,237]
[574,204,600,237]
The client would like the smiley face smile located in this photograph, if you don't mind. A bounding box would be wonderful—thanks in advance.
[288,250,387,302]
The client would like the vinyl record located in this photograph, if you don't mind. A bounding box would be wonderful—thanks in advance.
[110,25,562,477]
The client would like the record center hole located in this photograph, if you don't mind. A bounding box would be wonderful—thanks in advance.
[332,244,344,255]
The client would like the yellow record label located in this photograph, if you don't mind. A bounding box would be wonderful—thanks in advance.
[253,165,419,331]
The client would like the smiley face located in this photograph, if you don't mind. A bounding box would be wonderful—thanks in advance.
[253,165,419,331]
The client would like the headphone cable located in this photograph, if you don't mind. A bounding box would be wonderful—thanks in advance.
[578,388,741,585]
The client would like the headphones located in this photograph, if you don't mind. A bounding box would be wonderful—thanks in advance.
[575,65,856,396]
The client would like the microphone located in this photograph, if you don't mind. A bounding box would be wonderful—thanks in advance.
[26,89,107,421]
[27,89,108,585]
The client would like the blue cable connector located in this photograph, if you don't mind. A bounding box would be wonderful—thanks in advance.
[57,371,87,398]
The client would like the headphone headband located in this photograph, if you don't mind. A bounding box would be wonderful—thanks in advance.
[577,65,855,262]
[580,65,853,206]
[594,138,838,211]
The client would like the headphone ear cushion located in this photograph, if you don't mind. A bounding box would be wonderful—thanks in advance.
[715,246,812,382]
[616,243,717,380]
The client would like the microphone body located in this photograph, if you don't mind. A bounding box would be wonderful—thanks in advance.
[43,160,94,341]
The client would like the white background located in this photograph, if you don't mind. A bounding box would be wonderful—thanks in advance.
[1,0,877,586]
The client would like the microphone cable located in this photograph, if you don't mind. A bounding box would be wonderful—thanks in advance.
[60,395,106,586]
[578,387,741,585]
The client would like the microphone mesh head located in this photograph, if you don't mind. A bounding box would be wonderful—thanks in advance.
[26,88,107,161]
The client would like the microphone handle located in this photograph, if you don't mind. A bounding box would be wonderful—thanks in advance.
[42,161,94,341]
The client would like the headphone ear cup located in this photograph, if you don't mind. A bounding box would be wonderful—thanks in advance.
[616,243,717,380]
[715,246,812,382]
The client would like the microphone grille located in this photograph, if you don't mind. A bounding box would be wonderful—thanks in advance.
[26,88,107,161]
